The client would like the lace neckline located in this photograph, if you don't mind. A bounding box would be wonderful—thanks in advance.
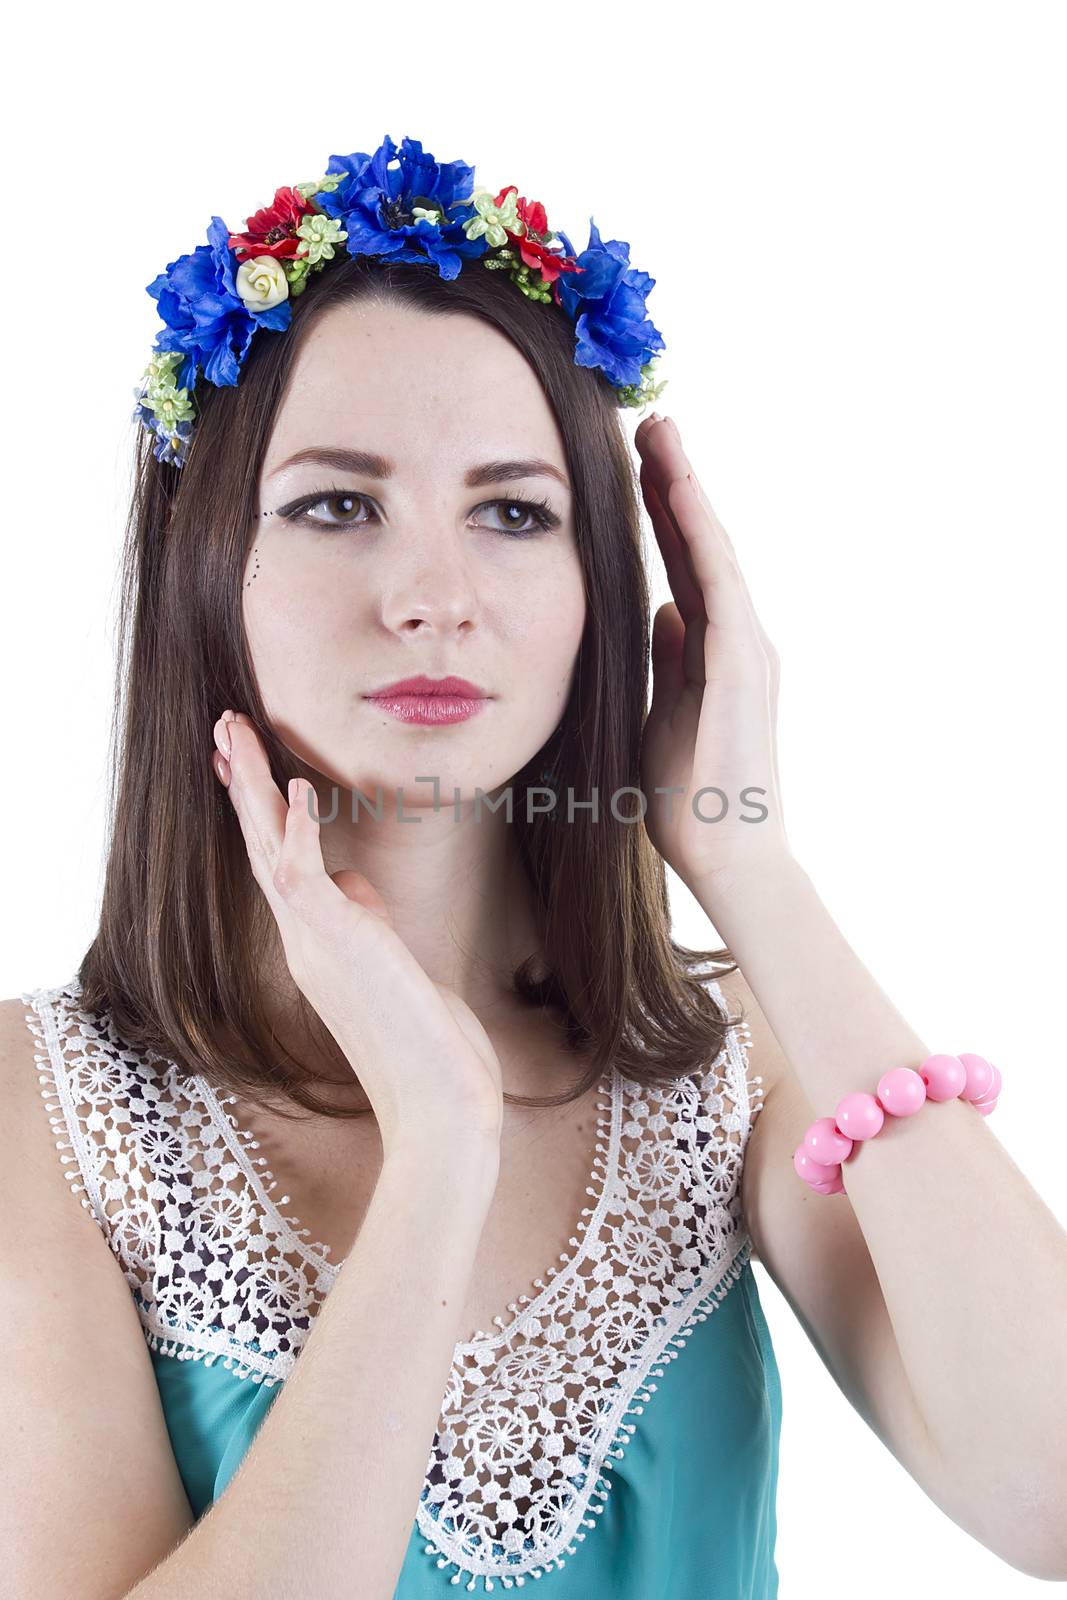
[196,1063,618,1357]
[24,972,762,1594]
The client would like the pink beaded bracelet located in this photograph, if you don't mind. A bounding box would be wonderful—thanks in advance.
[793,1053,1002,1196]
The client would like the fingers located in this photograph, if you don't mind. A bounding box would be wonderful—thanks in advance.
[649,601,690,707]
[635,417,761,640]
[280,777,330,884]
[639,464,705,627]
[214,715,372,940]
[222,717,289,887]
[637,416,736,564]
[215,716,328,915]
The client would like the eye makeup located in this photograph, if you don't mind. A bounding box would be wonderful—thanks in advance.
[272,485,563,539]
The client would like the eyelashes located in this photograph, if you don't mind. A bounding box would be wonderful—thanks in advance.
[272,486,562,539]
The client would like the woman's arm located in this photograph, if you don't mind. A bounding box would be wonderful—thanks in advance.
[630,411,1067,1577]
[124,1135,499,1600]
[707,854,1067,1581]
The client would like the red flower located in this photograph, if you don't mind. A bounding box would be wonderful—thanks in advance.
[493,185,582,288]
[228,187,316,261]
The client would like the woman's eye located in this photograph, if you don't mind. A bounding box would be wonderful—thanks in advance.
[479,499,558,536]
[277,492,560,537]
[277,492,368,530]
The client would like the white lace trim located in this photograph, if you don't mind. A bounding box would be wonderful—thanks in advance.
[22,973,763,1593]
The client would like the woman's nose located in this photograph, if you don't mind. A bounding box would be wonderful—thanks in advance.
[380,536,482,635]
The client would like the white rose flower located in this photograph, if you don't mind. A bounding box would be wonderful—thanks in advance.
[234,254,290,312]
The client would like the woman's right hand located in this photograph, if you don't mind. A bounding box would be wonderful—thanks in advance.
[212,711,505,1159]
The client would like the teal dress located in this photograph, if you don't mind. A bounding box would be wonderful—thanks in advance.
[24,976,782,1597]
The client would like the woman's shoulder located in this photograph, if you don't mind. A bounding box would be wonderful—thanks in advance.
[0,994,43,1139]
[0,985,86,1185]
[1,981,165,1190]
[0,985,112,1245]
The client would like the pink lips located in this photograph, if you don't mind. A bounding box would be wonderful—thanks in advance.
[363,674,490,726]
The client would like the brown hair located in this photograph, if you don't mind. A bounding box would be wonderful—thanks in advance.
[76,251,742,1121]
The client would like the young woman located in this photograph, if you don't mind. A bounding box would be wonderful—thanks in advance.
[6,135,1067,1599]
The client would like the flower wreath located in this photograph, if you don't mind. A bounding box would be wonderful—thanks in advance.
[133,133,668,470]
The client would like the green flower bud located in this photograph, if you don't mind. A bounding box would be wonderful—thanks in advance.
[283,255,314,295]
[614,359,669,411]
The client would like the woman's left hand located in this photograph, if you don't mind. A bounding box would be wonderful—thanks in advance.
[635,413,791,895]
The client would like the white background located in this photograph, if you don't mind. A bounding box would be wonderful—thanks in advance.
[2,3,1064,1593]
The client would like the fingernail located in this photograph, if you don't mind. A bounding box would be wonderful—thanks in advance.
[649,411,663,424]
[214,718,231,760]
[213,751,230,787]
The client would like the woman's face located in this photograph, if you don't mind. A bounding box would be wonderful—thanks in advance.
[247,299,586,809]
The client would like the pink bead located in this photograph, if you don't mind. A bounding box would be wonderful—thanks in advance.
[976,1097,998,1117]
[804,1116,853,1165]
[876,1066,927,1117]
[920,1053,967,1101]
[794,1146,841,1187]
[834,1091,885,1140]
[958,1053,995,1103]
[969,1064,1002,1106]
[808,1171,846,1195]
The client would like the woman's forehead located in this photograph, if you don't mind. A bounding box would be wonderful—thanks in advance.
[267,313,566,481]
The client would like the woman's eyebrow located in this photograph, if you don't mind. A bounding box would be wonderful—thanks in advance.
[267,445,570,491]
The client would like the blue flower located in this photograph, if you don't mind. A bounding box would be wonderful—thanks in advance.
[146,215,292,390]
[312,134,487,281]
[553,219,665,389]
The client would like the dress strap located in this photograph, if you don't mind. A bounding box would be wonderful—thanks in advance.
[19,978,296,1384]
[20,972,160,1299]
